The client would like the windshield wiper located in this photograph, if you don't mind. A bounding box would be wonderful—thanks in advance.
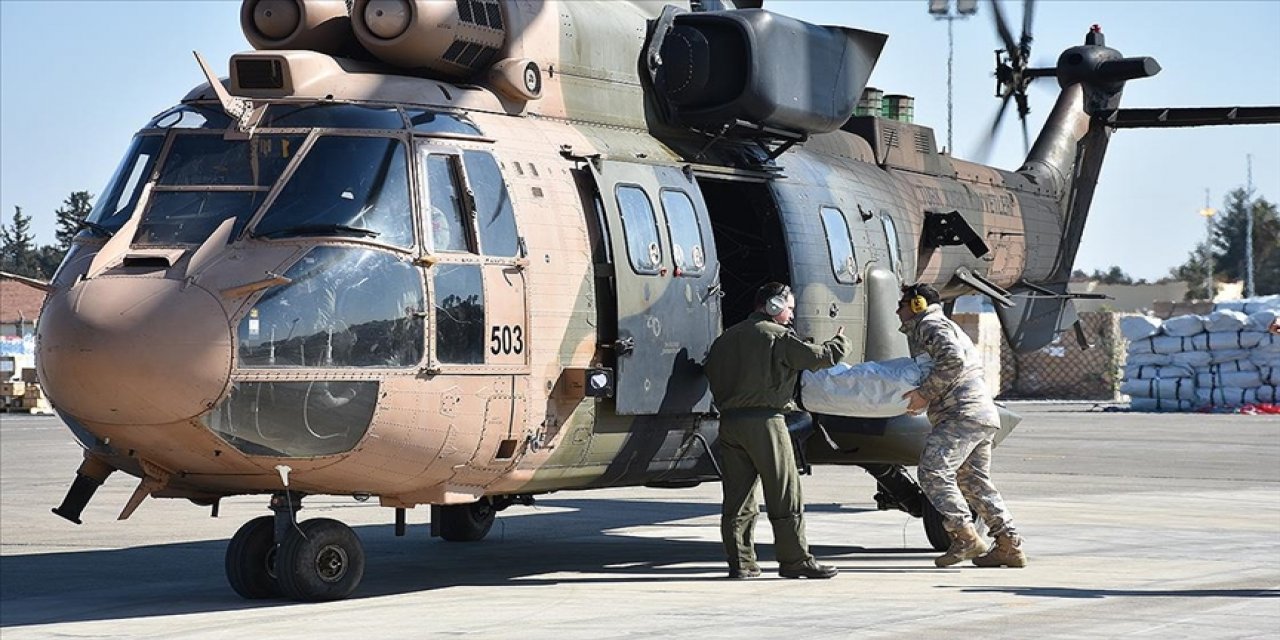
[76,219,116,238]
[252,224,381,239]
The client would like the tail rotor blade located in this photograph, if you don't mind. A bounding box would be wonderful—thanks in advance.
[1020,0,1036,56]
[990,0,1019,63]
[973,92,1014,164]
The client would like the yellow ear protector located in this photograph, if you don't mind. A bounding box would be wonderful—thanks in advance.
[909,295,928,314]
[763,286,791,316]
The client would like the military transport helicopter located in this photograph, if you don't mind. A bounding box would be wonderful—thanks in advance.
[35,0,1279,601]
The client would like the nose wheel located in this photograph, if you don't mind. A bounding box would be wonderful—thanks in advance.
[225,494,366,601]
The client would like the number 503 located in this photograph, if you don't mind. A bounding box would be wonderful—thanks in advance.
[489,325,524,355]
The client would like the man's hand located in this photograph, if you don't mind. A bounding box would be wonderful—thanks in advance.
[902,388,928,416]
[1270,318,1280,336]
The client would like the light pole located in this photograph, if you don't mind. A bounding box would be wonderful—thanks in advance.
[928,0,978,155]
[1199,188,1216,300]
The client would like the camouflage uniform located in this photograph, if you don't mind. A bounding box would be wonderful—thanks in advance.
[901,304,1016,537]
[705,312,851,571]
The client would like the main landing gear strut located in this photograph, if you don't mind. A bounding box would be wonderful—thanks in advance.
[225,492,366,602]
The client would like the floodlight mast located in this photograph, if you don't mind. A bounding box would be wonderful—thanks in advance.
[928,0,978,154]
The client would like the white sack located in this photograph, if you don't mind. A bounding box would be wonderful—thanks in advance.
[1127,337,1156,354]
[1256,386,1279,403]
[1170,351,1213,368]
[1208,349,1252,364]
[1130,398,1198,412]
[1204,310,1249,332]
[1247,309,1279,332]
[1259,366,1280,386]
[1195,371,1263,389]
[1120,315,1163,341]
[1163,314,1206,337]
[1124,364,1193,380]
[1242,295,1280,314]
[1127,353,1172,366]
[1152,334,1209,354]
[1119,378,1197,400]
[801,356,933,418]
[1195,387,1257,407]
[1249,352,1280,368]
[1206,332,1265,351]
[1198,359,1258,373]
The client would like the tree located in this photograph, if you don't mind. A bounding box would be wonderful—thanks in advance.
[1170,241,1215,300]
[54,190,93,249]
[1171,189,1280,298]
[1087,265,1135,285]
[0,205,43,278]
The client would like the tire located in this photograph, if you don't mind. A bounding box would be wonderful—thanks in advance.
[437,500,496,542]
[226,516,281,599]
[922,501,984,551]
[276,518,365,602]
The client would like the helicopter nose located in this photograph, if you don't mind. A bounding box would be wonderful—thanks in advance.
[37,278,233,426]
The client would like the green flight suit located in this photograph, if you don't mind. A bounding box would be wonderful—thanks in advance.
[704,312,851,570]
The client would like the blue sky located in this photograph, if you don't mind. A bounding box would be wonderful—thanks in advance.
[2,0,1278,281]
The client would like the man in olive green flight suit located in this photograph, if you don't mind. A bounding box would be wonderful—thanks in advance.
[705,282,851,579]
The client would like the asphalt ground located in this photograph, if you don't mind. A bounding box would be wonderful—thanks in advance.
[1,403,1278,639]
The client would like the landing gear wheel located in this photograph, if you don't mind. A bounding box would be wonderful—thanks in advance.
[226,516,281,599]
[276,518,365,601]
[437,500,496,542]
[922,501,984,551]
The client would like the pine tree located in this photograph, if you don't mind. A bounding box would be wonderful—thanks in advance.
[1172,189,1280,298]
[54,190,94,249]
[0,205,43,278]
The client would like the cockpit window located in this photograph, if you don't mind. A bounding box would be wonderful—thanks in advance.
[84,135,163,235]
[237,247,425,368]
[158,135,298,186]
[261,103,406,129]
[405,110,483,136]
[145,105,232,130]
[252,136,414,247]
[203,380,378,457]
[134,134,303,245]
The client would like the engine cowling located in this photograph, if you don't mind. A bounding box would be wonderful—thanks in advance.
[350,0,507,80]
[241,0,362,56]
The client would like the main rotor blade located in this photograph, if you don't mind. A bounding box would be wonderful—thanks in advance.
[990,0,1020,64]
[972,92,1014,164]
[1020,111,1031,155]
[1020,0,1036,56]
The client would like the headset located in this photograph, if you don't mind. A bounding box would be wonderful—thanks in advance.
[763,285,792,317]
[902,284,929,314]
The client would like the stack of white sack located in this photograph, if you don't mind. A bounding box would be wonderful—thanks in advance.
[1121,295,1280,411]
[801,355,934,418]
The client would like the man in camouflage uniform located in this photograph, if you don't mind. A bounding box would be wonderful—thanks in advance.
[705,282,851,579]
[898,283,1027,568]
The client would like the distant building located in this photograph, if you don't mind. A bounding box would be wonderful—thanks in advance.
[0,272,48,380]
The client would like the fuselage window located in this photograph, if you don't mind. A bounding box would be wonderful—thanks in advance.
[260,103,406,129]
[136,133,303,245]
[405,110,483,136]
[84,135,163,236]
[146,104,232,130]
[433,264,486,364]
[237,247,425,368]
[423,152,474,253]
[881,212,902,276]
[203,380,379,458]
[659,189,705,276]
[463,150,520,256]
[252,136,414,247]
[615,184,663,275]
[819,206,859,284]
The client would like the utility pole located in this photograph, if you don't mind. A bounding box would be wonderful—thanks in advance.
[1199,188,1216,300]
[928,0,978,154]
[1245,154,1255,298]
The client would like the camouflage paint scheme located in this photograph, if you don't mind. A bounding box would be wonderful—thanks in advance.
[37,0,1113,518]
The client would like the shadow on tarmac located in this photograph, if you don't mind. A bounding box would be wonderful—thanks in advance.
[957,586,1280,599]
[0,497,931,627]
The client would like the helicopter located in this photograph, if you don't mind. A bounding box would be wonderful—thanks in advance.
[33,0,1279,601]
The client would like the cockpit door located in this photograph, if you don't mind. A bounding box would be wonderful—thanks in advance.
[588,159,720,415]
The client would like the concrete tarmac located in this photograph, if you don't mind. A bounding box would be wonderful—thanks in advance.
[2,404,1278,639]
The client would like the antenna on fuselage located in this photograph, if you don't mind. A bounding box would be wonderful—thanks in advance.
[193,50,265,137]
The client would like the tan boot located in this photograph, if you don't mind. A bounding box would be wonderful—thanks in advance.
[973,533,1027,568]
[934,523,988,567]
